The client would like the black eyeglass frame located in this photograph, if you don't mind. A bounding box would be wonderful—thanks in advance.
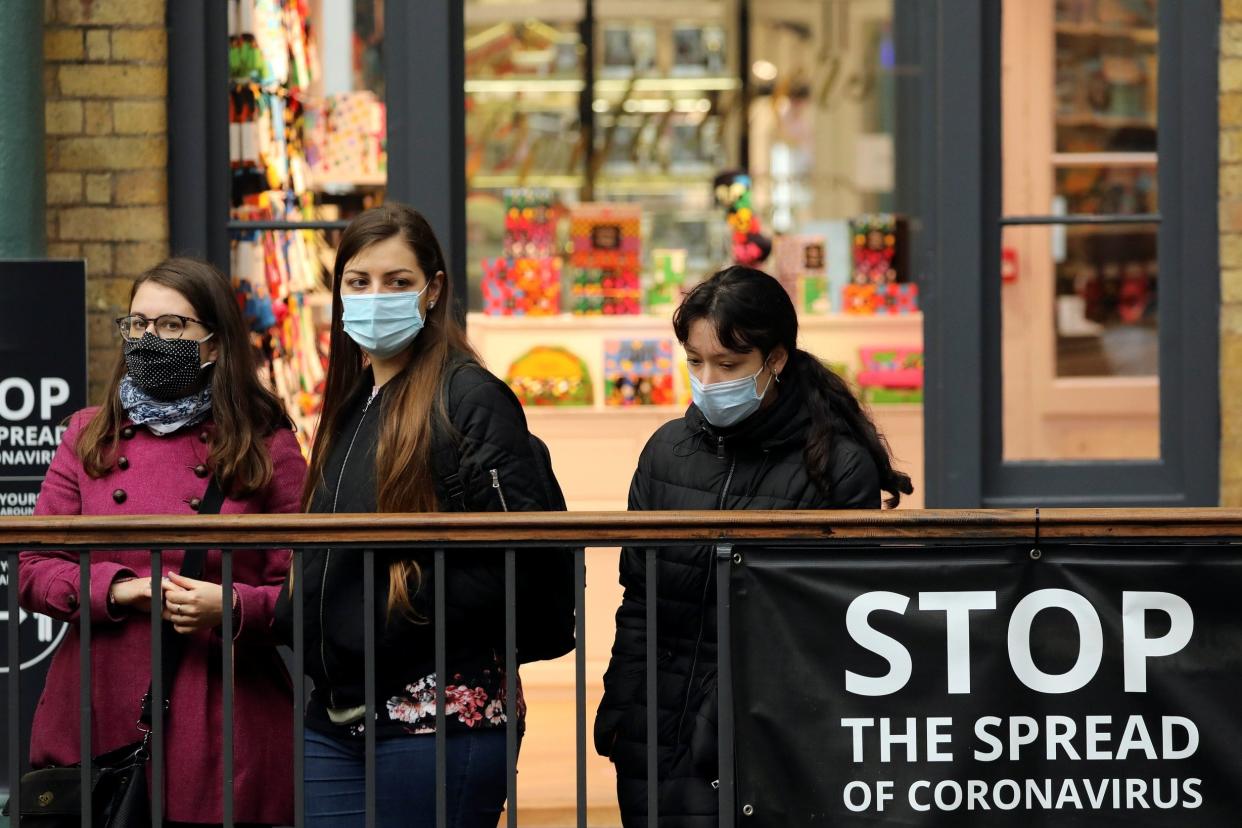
[114,314,214,342]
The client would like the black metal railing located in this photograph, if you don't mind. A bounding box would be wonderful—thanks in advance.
[3,508,1236,827]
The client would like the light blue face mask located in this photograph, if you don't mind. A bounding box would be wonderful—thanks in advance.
[690,363,776,428]
[341,289,427,359]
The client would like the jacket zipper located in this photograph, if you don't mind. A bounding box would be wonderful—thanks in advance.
[674,449,737,751]
[321,387,379,707]
[489,468,510,512]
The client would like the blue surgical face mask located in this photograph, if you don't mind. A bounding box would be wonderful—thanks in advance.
[690,362,776,428]
[341,288,426,359]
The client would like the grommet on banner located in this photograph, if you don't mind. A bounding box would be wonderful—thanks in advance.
[1029,506,1042,560]
[742,804,755,816]
[733,552,743,565]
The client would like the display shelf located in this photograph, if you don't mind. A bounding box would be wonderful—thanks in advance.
[1054,23,1157,44]
[307,172,387,191]
[1056,113,1157,130]
[469,174,583,190]
[1051,151,1158,167]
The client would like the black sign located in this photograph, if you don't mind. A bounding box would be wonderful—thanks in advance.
[732,543,1242,826]
[0,259,86,790]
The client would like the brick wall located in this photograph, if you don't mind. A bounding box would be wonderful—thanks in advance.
[43,0,169,403]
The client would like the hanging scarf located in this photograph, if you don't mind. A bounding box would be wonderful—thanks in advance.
[119,375,214,436]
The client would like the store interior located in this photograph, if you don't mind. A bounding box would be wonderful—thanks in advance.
[221,0,1161,819]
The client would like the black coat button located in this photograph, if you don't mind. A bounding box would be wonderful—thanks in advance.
[194,464,208,478]
[117,456,129,471]
[121,426,135,440]
[112,489,127,504]
[189,497,202,511]
[198,432,209,444]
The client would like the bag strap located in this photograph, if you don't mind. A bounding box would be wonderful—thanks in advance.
[430,357,473,512]
[138,475,226,728]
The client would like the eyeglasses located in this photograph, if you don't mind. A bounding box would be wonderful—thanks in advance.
[115,314,213,342]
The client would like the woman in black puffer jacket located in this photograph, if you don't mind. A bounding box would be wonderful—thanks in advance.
[595,266,913,827]
[272,204,562,828]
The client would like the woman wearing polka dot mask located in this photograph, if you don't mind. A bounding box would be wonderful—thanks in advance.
[19,257,307,826]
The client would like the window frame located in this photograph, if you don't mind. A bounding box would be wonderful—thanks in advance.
[923,0,1220,507]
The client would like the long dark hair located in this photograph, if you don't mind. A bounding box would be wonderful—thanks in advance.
[673,266,913,508]
[303,203,476,616]
[78,258,291,498]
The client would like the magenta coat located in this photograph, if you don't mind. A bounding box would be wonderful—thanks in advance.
[19,407,307,825]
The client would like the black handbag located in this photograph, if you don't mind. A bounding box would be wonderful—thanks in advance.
[4,478,226,827]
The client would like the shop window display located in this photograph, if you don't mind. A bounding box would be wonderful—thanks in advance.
[227,0,387,451]
[1001,0,1160,462]
[463,0,926,539]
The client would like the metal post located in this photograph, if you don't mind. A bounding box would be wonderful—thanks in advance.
[292,550,305,828]
[504,549,518,828]
[78,554,91,828]
[644,548,658,824]
[363,550,377,828]
[0,0,45,257]
[716,545,736,827]
[7,551,22,825]
[149,551,163,826]
[434,550,447,828]
[575,548,587,828]
[221,550,234,827]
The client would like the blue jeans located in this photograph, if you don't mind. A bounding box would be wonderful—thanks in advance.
[304,726,515,828]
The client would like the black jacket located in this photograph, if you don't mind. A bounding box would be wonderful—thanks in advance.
[594,369,881,827]
[272,359,556,724]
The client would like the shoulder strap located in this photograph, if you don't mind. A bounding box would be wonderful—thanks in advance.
[139,476,225,727]
[430,356,475,512]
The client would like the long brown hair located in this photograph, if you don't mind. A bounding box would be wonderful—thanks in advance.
[77,258,291,497]
[303,204,477,617]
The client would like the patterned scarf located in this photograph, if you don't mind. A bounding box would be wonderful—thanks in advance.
[119,375,214,436]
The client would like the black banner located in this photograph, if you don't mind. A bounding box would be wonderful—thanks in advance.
[732,543,1242,826]
[0,259,87,791]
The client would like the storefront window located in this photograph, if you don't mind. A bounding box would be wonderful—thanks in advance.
[226,0,387,449]
[460,0,924,509]
[1001,0,1159,461]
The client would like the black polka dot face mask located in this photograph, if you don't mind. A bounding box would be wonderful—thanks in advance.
[122,332,214,401]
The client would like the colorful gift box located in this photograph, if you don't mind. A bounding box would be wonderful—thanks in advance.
[646,249,688,312]
[570,204,643,315]
[604,339,676,406]
[482,256,562,316]
[856,346,924,404]
[842,283,919,315]
[772,234,827,306]
[505,346,594,407]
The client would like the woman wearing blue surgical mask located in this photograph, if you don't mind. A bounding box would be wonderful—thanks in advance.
[272,204,563,827]
[595,265,912,827]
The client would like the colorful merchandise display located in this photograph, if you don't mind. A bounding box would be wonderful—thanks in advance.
[505,346,594,407]
[228,0,333,452]
[482,256,561,316]
[604,339,676,407]
[856,346,924,404]
[646,249,688,313]
[772,234,828,309]
[482,189,563,316]
[713,170,771,267]
[850,213,904,286]
[569,204,642,315]
[842,283,920,315]
[305,91,387,184]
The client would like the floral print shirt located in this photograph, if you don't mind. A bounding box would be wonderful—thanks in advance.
[309,662,525,738]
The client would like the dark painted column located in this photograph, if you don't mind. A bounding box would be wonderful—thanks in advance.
[385,1,467,319]
[0,0,46,257]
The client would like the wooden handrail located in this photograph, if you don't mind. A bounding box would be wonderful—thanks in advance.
[2,509,1242,547]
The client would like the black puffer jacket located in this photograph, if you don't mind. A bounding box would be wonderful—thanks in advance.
[594,369,881,827]
[272,358,556,731]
